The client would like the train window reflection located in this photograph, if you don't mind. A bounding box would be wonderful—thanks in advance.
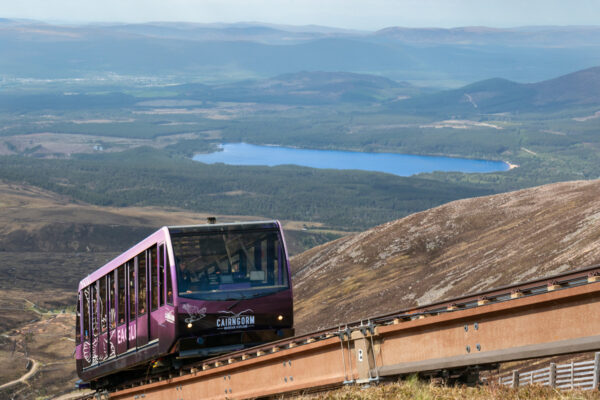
[91,283,98,337]
[172,229,288,300]
[138,253,147,316]
[109,273,116,329]
[128,261,135,321]
[150,245,158,311]
[100,276,107,334]
[158,244,165,307]
[118,265,125,325]
[166,266,173,305]
[76,292,81,344]
[83,287,89,340]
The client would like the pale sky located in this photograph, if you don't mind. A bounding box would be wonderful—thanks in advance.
[2,0,599,30]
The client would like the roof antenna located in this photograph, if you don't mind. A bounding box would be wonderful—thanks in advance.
[207,217,216,224]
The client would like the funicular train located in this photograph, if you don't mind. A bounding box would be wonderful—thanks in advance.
[75,220,294,389]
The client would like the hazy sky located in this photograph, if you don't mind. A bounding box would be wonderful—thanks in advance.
[2,0,599,30]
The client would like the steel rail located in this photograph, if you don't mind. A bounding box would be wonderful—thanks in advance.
[100,264,600,399]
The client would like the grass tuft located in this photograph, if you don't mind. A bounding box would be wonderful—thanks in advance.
[293,380,600,400]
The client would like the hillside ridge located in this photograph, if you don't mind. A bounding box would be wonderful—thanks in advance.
[291,179,600,333]
[396,65,600,115]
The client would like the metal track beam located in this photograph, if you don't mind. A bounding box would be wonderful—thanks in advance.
[110,337,354,400]
[107,274,600,399]
[375,282,600,377]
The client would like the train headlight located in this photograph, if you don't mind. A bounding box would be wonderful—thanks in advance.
[187,323,193,329]
[277,315,283,321]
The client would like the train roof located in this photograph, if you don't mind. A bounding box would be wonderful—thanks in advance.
[167,220,280,234]
[77,220,282,291]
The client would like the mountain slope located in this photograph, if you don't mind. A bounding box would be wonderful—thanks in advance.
[291,179,600,333]
[395,66,600,115]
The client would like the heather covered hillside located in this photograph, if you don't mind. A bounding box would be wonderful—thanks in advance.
[291,180,600,333]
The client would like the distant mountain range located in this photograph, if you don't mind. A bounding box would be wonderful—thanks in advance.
[394,66,600,115]
[1,19,599,85]
[375,26,600,47]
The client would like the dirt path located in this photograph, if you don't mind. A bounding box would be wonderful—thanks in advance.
[51,389,94,400]
[0,358,39,390]
[521,147,537,155]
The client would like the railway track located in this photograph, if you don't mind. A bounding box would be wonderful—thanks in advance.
[78,264,600,399]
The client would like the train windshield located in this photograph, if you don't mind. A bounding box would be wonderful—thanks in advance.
[172,228,289,300]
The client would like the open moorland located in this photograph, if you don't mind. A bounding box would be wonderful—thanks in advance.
[291,179,600,333]
[3,180,600,398]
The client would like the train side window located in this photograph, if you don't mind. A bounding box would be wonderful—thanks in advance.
[109,273,116,329]
[128,260,136,321]
[83,286,89,340]
[138,252,147,316]
[273,238,280,284]
[100,276,107,334]
[76,292,81,344]
[118,265,125,325]
[91,283,98,337]
[158,244,165,307]
[267,238,275,284]
[166,259,173,305]
[150,245,158,311]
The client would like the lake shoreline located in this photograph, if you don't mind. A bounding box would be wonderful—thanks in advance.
[194,143,511,176]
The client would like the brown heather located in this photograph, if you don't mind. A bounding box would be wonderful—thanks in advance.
[292,179,600,334]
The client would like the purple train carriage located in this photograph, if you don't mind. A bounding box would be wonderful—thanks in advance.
[75,220,294,389]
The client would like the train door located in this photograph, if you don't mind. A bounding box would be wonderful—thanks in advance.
[136,251,149,347]
[149,244,160,342]
[156,243,174,350]
[127,260,137,350]
[115,264,128,355]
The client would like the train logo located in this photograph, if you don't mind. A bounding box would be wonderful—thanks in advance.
[182,303,207,325]
[216,309,255,330]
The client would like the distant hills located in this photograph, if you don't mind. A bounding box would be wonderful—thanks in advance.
[177,71,416,104]
[3,66,598,112]
[291,179,600,334]
[394,66,600,115]
[0,70,416,111]
[376,26,600,47]
[1,19,599,84]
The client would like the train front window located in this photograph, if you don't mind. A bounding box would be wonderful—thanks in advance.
[172,229,289,300]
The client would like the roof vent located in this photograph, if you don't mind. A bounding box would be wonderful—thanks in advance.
[207,217,217,224]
